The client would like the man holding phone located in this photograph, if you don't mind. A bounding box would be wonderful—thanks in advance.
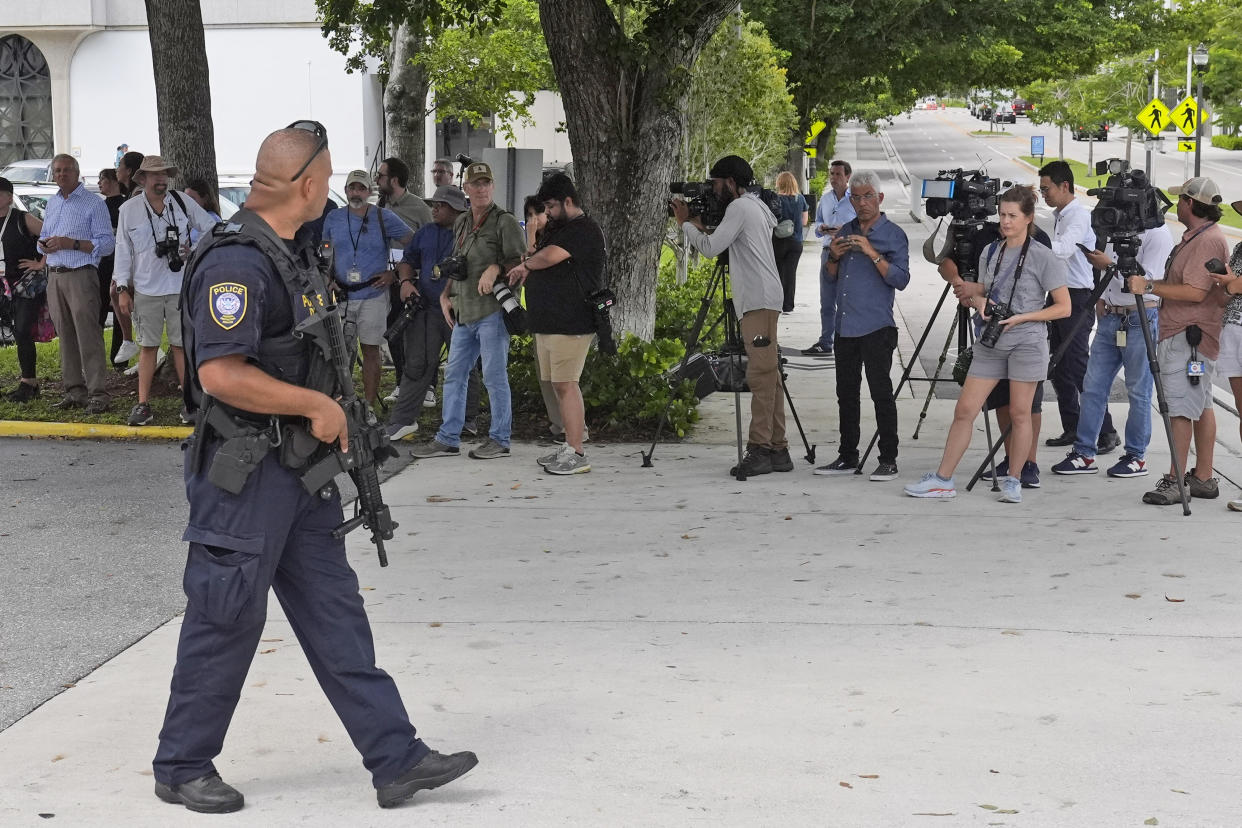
[39,154,115,414]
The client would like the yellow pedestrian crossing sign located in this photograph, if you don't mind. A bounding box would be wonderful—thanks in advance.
[1137,98,1171,137]
[1171,96,1201,136]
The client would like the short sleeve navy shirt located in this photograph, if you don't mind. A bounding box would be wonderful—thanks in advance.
[187,243,295,368]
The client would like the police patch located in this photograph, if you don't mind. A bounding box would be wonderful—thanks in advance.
[209,282,248,330]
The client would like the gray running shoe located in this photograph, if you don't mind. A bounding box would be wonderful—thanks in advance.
[127,402,153,426]
[411,438,460,458]
[545,448,590,475]
[468,438,510,459]
[537,445,567,467]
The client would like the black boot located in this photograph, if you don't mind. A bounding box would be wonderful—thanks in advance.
[377,749,479,808]
[154,772,244,814]
[730,446,773,477]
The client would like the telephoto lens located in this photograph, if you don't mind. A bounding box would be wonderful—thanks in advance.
[491,279,527,334]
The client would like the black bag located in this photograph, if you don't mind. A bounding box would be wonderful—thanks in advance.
[11,267,47,298]
[667,352,719,399]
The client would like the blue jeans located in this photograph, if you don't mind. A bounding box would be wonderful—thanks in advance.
[817,246,838,347]
[1073,307,1157,459]
[435,311,511,447]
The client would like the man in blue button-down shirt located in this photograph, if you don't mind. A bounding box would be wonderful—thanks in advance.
[814,170,910,480]
[804,159,856,355]
[39,154,116,413]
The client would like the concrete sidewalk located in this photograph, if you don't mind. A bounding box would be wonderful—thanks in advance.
[4,141,1242,826]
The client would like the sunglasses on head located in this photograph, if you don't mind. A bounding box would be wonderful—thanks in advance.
[288,120,329,182]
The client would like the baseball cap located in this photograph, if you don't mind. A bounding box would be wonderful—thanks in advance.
[1168,177,1222,206]
[1232,199,1242,218]
[136,155,179,178]
[429,185,467,212]
[464,162,493,184]
[345,169,372,189]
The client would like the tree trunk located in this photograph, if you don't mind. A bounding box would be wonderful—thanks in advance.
[384,23,430,196]
[539,0,736,340]
[143,0,217,201]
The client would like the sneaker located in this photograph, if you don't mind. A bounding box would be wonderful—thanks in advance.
[1052,452,1097,475]
[998,475,1022,503]
[1106,454,1148,478]
[537,445,567,467]
[869,462,899,481]
[979,458,1009,482]
[1142,474,1184,505]
[6,382,39,403]
[801,342,832,356]
[1096,431,1121,455]
[383,386,401,404]
[462,418,479,437]
[1228,496,1242,512]
[1186,472,1219,499]
[411,439,460,458]
[84,397,110,415]
[1044,431,1075,447]
[386,422,419,441]
[813,456,857,475]
[424,389,436,408]
[180,407,195,425]
[53,395,85,409]
[113,339,139,364]
[127,402,153,425]
[1020,461,1041,489]
[904,472,956,498]
[468,438,510,459]
[730,446,772,477]
[546,448,591,475]
[769,447,794,472]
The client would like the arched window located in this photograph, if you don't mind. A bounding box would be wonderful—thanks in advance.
[0,35,53,166]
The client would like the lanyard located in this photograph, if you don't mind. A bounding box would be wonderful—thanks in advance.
[144,196,179,245]
[455,204,495,257]
[1164,221,1216,274]
[346,206,371,254]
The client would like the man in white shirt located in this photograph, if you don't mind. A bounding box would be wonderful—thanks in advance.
[804,159,856,355]
[114,156,216,425]
[1039,160,1099,448]
[1051,223,1174,478]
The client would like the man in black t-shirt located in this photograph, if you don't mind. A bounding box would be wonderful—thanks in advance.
[507,173,606,475]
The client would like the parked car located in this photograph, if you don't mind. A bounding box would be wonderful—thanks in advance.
[1071,124,1109,142]
[993,104,1016,124]
[11,182,59,219]
[1012,99,1033,116]
[216,175,346,212]
[0,158,53,183]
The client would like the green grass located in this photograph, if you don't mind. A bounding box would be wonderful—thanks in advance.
[1020,155,1242,232]
[971,129,1011,136]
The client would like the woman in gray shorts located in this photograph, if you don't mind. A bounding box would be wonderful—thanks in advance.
[905,185,1070,502]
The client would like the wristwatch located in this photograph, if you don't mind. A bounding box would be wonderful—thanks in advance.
[117,284,132,295]
[872,254,882,265]
[1145,280,1155,294]
[72,239,80,251]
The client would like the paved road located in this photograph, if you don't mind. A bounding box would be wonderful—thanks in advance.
[0,438,415,731]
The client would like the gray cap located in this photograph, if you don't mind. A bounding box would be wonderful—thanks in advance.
[429,185,467,212]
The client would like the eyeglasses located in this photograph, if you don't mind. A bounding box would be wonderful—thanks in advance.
[287,120,329,182]
[848,192,878,202]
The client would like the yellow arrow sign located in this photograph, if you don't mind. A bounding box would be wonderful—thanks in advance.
[1178,139,1196,153]
[1171,96,1201,136]
[1137,98,1171,137]
[805,120,827,158]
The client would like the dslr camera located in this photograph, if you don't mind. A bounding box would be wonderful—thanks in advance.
[586,287,617,356]
[669,181,726,229]
[433,255,467,281]
[1086,159,1172,288]
[155,226,184,272]
[979,299,1012,348]
[922,169,1002,223]
[383,292,426,342]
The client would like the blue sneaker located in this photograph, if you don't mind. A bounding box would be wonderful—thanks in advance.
[1020,461,1040,489]
[904,472,957,498]
[978,458,1009,482]
[998,475,1022,503]
[1106,453,1148,478]
[1052,452,1097,475]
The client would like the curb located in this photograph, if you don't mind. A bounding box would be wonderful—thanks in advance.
[0,421,191,440]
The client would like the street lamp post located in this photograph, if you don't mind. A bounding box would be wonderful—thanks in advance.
[1193,42,1209,177]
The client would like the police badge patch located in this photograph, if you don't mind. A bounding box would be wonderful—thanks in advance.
[210,283,248,330]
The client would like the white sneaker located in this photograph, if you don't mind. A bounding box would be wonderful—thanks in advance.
[155,348,167,369]
[386,422,419,441]
[424,389,436,408]
[384,386,400,404]
[113,339,139,364]
[1228,496,1242,512]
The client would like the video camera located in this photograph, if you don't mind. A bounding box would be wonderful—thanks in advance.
[1086,158,1173,284]
[669,181,726,229]
[922,169,1002,223]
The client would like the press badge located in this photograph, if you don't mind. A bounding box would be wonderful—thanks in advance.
[1187,360,1205,378]
[1116,329,1126,348]
[346,266,363,284]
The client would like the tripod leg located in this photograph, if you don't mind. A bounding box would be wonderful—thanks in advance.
[1135,295,1190,514]
[911,311,960,440]
[779,360,816,463]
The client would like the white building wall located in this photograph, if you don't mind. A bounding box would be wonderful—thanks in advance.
[500,90,572,166]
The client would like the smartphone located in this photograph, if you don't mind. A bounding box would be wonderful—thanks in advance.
[1075,243,1093,256]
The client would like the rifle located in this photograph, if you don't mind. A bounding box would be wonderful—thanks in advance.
[296,244,400,566]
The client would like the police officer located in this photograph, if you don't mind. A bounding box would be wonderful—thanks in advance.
[151,123,477,813]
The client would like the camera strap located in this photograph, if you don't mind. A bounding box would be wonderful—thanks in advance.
[144,193,182,247]
[1163,221,1216,275]
[985,236,1031,308]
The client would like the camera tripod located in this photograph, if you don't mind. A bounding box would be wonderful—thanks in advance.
[642,256,816,479]
[963,254,1190,513]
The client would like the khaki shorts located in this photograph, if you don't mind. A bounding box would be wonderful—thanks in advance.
[342,294,391,347]
[535,334,592,383]
[133,292,183,347]
[1157,333,1214,419]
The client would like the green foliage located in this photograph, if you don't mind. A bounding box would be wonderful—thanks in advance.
[808,169,828,205]
[508,254,726,437]
[683,14,797,180]
[316,0,505,73]
[1212,135,1242,149]
[414,0,555,139]
[1206,5,1242,133]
